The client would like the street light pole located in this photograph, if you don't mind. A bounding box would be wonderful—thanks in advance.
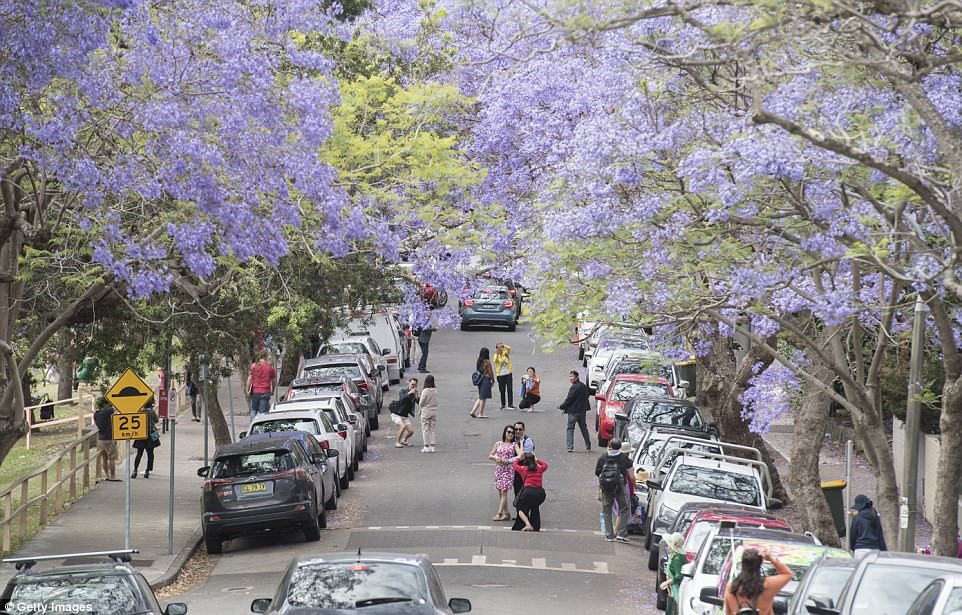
[899,295,927,552]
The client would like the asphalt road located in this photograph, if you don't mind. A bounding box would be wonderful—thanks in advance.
[169,323,658,614]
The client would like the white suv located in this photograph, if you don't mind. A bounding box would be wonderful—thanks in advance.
[586,334,652,392]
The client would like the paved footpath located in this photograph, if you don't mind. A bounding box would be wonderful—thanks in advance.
[8,372,253,587]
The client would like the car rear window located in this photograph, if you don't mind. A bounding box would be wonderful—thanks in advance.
[475,289,508,301]
[321,343,367,355]
[212,451,293,478]
[303,364,361,380]
[8,574,140,614]
[289,385,342,400]
[611,381,670,401]
[800,563,856,609]
[250,418,319,435]
[850,566,947,615]
[669,465,761,507]
[629,400,702,428]
[287,562,425,609]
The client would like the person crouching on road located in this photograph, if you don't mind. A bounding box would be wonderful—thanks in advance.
[512,453,548,531]
[419,375,438,452]
[131,402,160,478]
[595,438,634,543]
[392,378,418,448]
[723,548,792,615]
[489,425,518,521]
[494,343,515,410]
[849,494,887,556]
[518,367,541,411]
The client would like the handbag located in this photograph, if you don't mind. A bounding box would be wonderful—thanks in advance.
[471,370,483,386]
[149,431,161,447]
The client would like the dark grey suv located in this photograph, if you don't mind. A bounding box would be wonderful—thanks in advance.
[198,433,337,554]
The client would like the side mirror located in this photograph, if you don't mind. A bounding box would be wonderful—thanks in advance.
[773,596,788,615]
[646,479,663,491]
[681,562,694,577]
[767,497,784,510]
[677,379,690,392]
[594,394,606,401]
[449,598,472,614]
[250,598,272,614]
[699,586,723,607]
[239,431,247,439]
[337,423,349,432]
[197,466,210,478]
[805,605,840,615]
[164,604,188,615]
[326,449,339,458]
[312,453,327,465]
[378,365,386,372]
[381,348,391,356]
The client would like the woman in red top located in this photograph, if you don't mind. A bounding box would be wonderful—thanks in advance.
[511,453,547,531]
[723,548,792,615]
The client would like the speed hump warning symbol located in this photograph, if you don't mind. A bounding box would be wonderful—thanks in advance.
[105,368,154,414]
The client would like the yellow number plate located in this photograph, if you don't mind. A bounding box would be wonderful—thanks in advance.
[241,482,267,494]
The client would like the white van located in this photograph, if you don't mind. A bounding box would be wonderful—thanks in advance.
[333,311,405,384]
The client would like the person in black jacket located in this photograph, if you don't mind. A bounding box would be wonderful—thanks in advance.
[559,370,591,452]
[392,378,418,448]
[849,494,887,555]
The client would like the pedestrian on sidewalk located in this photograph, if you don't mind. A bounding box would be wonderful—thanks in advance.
[489,425,518,521]
[469,347,494,418]
[131,403,160,479]
[559,370,591,452]
[416,326,435,373]
[186,372,200,422]
[723,548,792,615]
[659,532,687,615]
[93,398,120,482]
[512,421,534,498]
[595,438,634,543]
[419,375,438,452]
[849,494,887,556]
[511,453,547,531]
[518,366,541,411]
[392,378,417,448]
[494,343,515,410]
[246,350,277,420]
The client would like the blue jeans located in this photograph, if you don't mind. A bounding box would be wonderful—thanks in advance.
[566,412,591,450]
[250,392,272,419]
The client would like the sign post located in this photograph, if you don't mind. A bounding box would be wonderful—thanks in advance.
[167,385,176,555]
[105,368,154,552]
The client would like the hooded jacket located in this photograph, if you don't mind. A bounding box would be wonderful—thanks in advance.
[849,496,887,551]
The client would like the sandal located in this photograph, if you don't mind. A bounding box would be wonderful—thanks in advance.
[394,443,404,448]
[522,526,535,531]
[493,514,505,521]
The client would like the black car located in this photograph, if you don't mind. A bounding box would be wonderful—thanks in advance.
[288,375,378,431]
[614,394,705,443]
[300,354,383,415]
[251,552,472,614]
[804,551,962,615]
[198,433,338,555]
[0,550,187,615]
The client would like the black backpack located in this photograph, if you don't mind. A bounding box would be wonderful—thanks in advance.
[598,457,624,494]
[734,596,758,615]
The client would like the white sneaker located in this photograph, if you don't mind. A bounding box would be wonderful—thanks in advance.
[421,447,430,453]
[507,406,517,410]
[428,446,436,453]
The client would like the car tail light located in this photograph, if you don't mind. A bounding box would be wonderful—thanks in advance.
[276,469,309,480]
[464,299,475,307]
[509,288,516,296]
[503,300,514,308]
[338,430,348,439]
[357,381,369,391]
[210,515,222,521]
[386,357,398,364]
[318,439,330,450]
[346,415,357,424]
[203,479,232,490]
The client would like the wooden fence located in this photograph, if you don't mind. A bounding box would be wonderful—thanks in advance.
[24,388,96,449]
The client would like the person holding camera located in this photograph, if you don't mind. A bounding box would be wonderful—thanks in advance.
[722,548,792,615]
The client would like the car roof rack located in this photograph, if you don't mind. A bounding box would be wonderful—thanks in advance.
[3,549,139,572]
[652,446,773,497]
[637,434,722,466]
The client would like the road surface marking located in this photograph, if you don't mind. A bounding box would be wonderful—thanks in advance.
[532,557,547,569]
[471,555,487,565]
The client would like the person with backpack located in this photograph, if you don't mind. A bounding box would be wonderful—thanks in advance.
[723,548,792,615]
[594,438,634,543]
[659,532,687,615]
[469,347,494,418]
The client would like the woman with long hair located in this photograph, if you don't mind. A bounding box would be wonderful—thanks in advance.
[723,548,792,615]
[419,375,438,452]
[470,347,494,418]
[511,452,548,531]
[488,425,517,521]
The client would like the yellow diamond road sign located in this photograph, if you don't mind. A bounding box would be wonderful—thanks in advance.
[106,368,154,414]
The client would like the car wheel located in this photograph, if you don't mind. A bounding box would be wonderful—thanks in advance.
[365,424,371,438]
[340,471,350,490]
[353,456,360,472]
[508,323,517,332]
[335,474,342,497]
[582,357,588,367]
[595,414,599,431]
[597,434,608,448]
[647,545,659,571]
[304,502,321,541]
[460,322,468,331]
[348,462,356,480]
[325,486,338,510]
[390,378,400,385]
[205,537,222,555]
[645,529,653,551]
[370,416,379,430]
[317,498,328,530]
[655,586,667,611]
[578,346,585,360]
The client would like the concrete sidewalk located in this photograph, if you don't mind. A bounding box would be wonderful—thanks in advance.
[9,374,253,587]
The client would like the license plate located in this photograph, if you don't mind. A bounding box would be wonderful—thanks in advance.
[241,482,267,494]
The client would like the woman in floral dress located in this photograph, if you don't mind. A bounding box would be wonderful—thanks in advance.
[488,425,518,521]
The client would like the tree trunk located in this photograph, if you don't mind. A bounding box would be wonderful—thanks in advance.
[56,359,73,402]
[204,377,232,449]
[789,344,842,547]
[932,377,962,555]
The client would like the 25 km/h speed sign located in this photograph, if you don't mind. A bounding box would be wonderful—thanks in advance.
[112,412,148,440]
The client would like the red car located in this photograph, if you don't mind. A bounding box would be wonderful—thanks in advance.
[594,374,673,446]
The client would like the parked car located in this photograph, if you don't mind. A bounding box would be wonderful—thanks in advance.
[804,551,962,615]
[247,407,352,491]
[0,550,187,615]
[784,555,858,615]
[615,395,706,445]
[459,286,517,331]
[270,399,358,486]
[318,335,388,392]
[700,541,851,615]
[197,432,338,554]
[906,573,962,615]
[576,317,600,361]
[300,353,383,414]
[284,390,368,464]
[586,333,652,392]
[286,375,378,431]
[250,552,472,614]
[601,353,692,398]
[594,373,674,447]
[333,311,406,384]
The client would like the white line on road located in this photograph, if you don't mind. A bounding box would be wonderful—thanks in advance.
[561,563,576,571]
[471,555,487,565]
[433,557,609,575]
[532,557,547,569]
[593,562,609,573]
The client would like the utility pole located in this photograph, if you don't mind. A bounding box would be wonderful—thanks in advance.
[899,295,927,552]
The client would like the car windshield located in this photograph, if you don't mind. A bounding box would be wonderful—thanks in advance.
[850,565,946,615]
[684,521,716,554]
[611,381,670,401]
[321,343,367,355]
[669,465,761,506]
[287,562,426,609]
[250,418,319,435]
[629,400,702,428]
[7,574,141,615]
[212,451,293,478]
[303,364,361,380]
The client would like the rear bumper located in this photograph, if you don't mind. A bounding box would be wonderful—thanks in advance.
[203,500,314,539]
[462,311,516,327]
